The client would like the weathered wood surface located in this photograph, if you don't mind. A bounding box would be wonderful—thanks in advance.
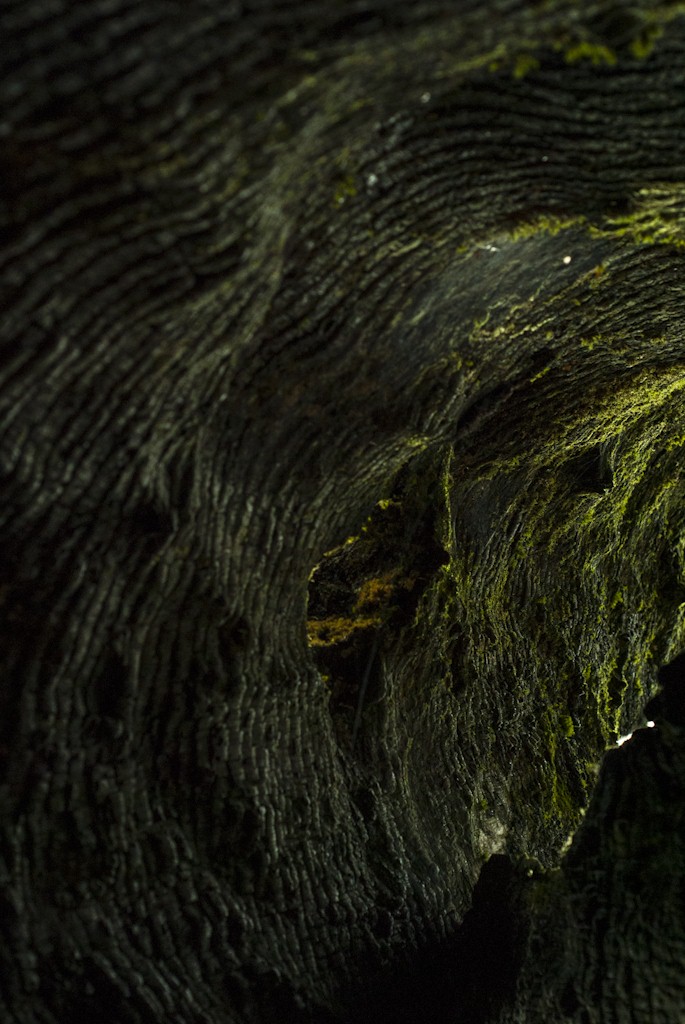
[2,2,685,1020]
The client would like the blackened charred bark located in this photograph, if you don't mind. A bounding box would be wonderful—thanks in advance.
[2,2,685,1022]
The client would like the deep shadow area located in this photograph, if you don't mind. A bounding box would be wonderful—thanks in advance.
[646,651,685,728]
[339,855,526,1024]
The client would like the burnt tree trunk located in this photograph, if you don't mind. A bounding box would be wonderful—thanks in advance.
[2,2,685,1021]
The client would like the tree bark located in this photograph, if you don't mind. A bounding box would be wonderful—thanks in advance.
[2,2,685,1021]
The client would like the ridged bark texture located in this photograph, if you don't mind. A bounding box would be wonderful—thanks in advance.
[1,2,685,1022]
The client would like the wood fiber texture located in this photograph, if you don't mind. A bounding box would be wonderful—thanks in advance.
[2,2,685,1021]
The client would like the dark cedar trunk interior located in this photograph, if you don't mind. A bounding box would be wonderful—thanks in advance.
[2,3,685,1021]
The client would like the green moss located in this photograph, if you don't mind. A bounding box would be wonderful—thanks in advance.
[333,175,358,207]
[513,54,540,79]
[501,215,582,245]
[560,715,575,739]
[591,186,685,250]
[530,363,552,384]
[549,769,577,824]
[404,435,431,451]
[344,344,685,864]
[434,361,685,849]
[564,42,617,66]
[588,263,607,288]
[630,24,663,60]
